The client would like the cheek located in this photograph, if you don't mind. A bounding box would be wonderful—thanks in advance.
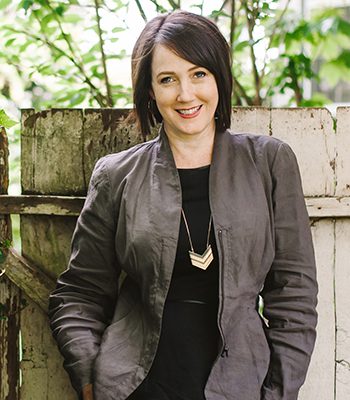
[205,80,219,107]
[153,90,173,111]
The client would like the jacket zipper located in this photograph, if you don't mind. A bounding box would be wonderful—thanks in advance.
[217,229,229,359]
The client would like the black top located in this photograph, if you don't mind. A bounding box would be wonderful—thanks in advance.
[128,165,220,400]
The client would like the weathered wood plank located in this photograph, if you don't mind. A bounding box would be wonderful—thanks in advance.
[0,126,20,400]
[20,214,76,280]
[20,109,35,194]
[82,108,145,186]
[336,107,350,197]
[270,108,336,197]
[21,109,85,194]
[0,276,21,400]
[299,220,336,400]
[335,219,350,399]
[3,249,55,312]
[231,106,271,135]
[2,195,350,218]
[20,297,76,400]
[0,195,84,216]
[305,196,350,218]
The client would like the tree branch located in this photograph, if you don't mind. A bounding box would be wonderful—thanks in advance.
[242,0,261,105]
[6,26,108,106]
[31,5,109,105]
[149,0,167,13]
[134,0,148,22]
[214,0,230,23]
[167,0,180,10]
[229,0,236,57]
[43,1,84,66]
[261,0,292,82]
[233,76,253,105]
[94,0,113,106]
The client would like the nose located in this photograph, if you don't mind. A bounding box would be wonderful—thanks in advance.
[176,79,195,103]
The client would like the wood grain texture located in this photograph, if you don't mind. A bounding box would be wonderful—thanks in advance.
[270,108,336,197]
[0,127,20,400]
[3,249,55,311]
[0,195,85,216]
[231,106,271,135]
[335,107,350,197]
[299,220,336,400]
[335,219,350,399]
[21,109,85,195]
[0,276,21,400]
[20,297,76,400]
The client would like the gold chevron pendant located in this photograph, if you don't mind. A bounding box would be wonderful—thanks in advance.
[189,245,214,270]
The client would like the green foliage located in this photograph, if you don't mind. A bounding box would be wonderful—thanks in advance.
[0,1,349,109]
[0,110,18,129]
[0,0,132,108]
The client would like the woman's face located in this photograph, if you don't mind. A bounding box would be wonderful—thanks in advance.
[150,44,219,141]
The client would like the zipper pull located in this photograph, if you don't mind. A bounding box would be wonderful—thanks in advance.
[221,346,229,358]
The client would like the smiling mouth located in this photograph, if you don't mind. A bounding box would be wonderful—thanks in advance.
[176,105,202,115]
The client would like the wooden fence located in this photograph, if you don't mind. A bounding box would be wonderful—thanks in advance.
[0,107,349,399]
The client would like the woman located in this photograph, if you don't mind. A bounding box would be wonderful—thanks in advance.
[48,10,318,400]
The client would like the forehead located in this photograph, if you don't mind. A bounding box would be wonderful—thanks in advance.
[151,44,198,75]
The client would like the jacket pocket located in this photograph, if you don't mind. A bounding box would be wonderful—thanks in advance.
[93,281,144,388]
[246,306,270,387]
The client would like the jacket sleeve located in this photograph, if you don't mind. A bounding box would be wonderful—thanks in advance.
[48,157,120,396]
[260,142,318,400]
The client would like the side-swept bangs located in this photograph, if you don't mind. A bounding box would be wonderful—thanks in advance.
[131,11,232,137]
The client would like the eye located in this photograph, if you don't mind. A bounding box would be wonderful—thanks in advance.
[194,70,207,78]
[160,76,174,84]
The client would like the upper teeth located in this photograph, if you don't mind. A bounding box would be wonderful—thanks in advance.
[178,106,200,115]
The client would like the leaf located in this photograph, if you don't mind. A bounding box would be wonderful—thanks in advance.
[320,62,347,86]
[40,13,54,30]
[55,5,66,16]
[21,0,34,13]
[112,27,125,33]
[69,92,86,107]
[5,38,16,47]
[210,9,231,19]
[338,50,350,69]
[62,14,83,24]
[234,40,250,53]
[338,18,350,37]
[0,110,18,129]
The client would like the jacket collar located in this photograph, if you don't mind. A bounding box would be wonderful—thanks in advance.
[154,125,236,232]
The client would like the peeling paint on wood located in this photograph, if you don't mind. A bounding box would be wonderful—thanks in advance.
[0,127,20,400]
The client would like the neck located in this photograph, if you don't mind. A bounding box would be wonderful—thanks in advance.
[165,126,215,169]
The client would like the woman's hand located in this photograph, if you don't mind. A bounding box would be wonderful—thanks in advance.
[82,383,94,400]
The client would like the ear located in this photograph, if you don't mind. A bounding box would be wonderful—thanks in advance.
[149,88,155,100]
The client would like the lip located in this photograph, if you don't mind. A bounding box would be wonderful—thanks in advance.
[176,105,202,119]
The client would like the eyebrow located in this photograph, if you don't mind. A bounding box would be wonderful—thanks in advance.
[156,65,203,79]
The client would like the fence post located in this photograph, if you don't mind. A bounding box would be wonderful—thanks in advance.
[0,126,20,400]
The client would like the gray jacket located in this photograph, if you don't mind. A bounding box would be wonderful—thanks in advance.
[48,128,318,400]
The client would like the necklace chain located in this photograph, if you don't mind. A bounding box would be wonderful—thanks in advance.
[181,209,214,270]
[181,209,212,251]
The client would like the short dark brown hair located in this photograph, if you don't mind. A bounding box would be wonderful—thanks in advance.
[131,10,232,137]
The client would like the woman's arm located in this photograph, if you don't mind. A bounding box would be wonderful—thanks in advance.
[48,157,120,396]
[261,142,318,400]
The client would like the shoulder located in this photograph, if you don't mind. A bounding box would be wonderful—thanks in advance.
[101,136,158,169]
[225,130,295,167]
[91,136,159,182]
